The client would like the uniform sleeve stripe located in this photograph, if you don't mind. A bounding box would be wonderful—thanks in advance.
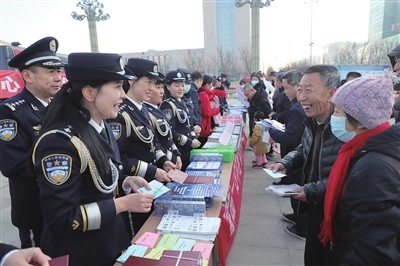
[155,150,164,160]
[79,205,88,232]
[166,150,172,160]
[138,161,148,177]
[178,135,187,146]
[83,203,101,231]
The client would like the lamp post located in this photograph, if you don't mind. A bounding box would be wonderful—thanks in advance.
[235,0,274,73]
[305,0,317,65]
[71,0,110,52]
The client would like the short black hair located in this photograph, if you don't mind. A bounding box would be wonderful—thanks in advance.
[345,71,361,80]
[254,110,264,119]
[191,71,203,81]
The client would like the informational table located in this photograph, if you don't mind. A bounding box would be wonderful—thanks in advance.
[114,130,247,266]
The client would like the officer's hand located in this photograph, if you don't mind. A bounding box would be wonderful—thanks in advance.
[268,163,287,174]
[191,139,201,148]
[123,176,151,192]
[125,193,154,213]
[4,247,51,266]
[163,161,176,172]
[155,168,172,182]
[175,156,182,170]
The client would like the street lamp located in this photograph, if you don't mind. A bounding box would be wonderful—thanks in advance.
[71,0,110,52]
[235,0,275,73]
[305,0,317,65]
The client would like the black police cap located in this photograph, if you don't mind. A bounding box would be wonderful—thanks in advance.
[177,68,192,82]
[221,73,227,78]
[125,58,160,79]
[64,53,137,81]
[8,36,64,71]
[165,70,186,83]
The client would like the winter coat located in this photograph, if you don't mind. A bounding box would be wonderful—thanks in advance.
[331,123,400,265]
[198,86,227,137]
[247,86,271,120]
[271,87,292,124]
[269,100,306,157]
[248,124,269,154]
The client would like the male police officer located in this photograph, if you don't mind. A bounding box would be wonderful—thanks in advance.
[0,37,63,248]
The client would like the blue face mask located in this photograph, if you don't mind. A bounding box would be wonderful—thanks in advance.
[251,80,258,87]
[330,115,356,142]
[184,84,191,94]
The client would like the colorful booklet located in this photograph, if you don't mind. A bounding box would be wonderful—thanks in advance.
[138,180,170,199]
[168,168,189,184]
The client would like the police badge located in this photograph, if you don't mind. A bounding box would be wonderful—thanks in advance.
[109,122,122,140]
[42,154,72,185]
[163,109,172,120]
[0,119,17,141]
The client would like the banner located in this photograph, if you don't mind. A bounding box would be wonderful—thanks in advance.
[0,70,24,99]
[217,130,247,266]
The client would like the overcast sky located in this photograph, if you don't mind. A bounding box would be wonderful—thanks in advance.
[0,0,370,69]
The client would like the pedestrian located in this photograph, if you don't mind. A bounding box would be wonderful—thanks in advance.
[244,82,271,137]
[248,111,269,168]
[31,52,154,265]
[160,70,201,171]
[269,65,343,265]
[320,74,400,265]
[106,58,173,235]
[267,70,308,238]
[197,75,227,147]
[0,36,64,248]
[237,79,249,124]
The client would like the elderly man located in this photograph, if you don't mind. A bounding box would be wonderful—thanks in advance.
[270,65,343,265]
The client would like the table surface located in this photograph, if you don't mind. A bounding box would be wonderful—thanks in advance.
[114,160,233,266]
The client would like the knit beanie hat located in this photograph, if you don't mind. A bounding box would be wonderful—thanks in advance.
[332,74,396,130]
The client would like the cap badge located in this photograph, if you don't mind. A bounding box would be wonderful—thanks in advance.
[119,57,125,72]
[49,39,57,52]
[153,65,158,73]
[177,72,182,78]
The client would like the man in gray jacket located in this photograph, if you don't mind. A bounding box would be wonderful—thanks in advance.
[270,65,343,266]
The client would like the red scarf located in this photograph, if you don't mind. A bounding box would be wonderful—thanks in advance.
[318,122,391,245]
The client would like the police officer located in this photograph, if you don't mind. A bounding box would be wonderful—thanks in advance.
[31,52,153,265]
[143,75,183,169]
[0,36,64,248]
[106,58,174,234]
[160,70,201,171]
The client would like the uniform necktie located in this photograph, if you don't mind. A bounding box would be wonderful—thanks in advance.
[141,107,149,120]
[100,128,108,142]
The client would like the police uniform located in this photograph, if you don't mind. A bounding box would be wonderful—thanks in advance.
[32,124,130,266]
[0,36,63,248]
[143,101,181,164]
[31,52,136,265]
[107,99,168,180]
[107,58,169,234]
[160,71,197,170]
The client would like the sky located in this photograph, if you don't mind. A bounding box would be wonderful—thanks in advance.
[0,0,370,70]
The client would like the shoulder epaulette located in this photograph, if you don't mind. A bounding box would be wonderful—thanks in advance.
[4,99,27,112]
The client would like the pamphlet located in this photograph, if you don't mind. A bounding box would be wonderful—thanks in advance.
[265,184,301,197]
[263,168,287,179]
[138,180,170,199]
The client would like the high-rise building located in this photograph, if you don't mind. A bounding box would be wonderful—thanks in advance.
[203,0,251,75]
[368,0,400,43]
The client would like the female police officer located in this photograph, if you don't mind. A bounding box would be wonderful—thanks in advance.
[143,75,183,169]
[106,58,174,234]
[31,53,154,266]
[160,70,201,171]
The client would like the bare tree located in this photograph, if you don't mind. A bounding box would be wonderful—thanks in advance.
[239,47,252,75]
[334,42,359,65]
[182,49,203,72]
[207,48,236,76]
[284,59,309,73]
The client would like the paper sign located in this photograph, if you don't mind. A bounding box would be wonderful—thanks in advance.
[156,234,179,250]
[172,238,196,251]
[193,242,214,260]
[144,248,165,260]
[135,232,160,248]
[117,244,148,263]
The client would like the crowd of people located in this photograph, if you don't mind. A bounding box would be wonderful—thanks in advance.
[0,35,399,266]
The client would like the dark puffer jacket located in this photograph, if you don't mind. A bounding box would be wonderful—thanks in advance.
[332,123,400,265]
[279,117,343,204]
